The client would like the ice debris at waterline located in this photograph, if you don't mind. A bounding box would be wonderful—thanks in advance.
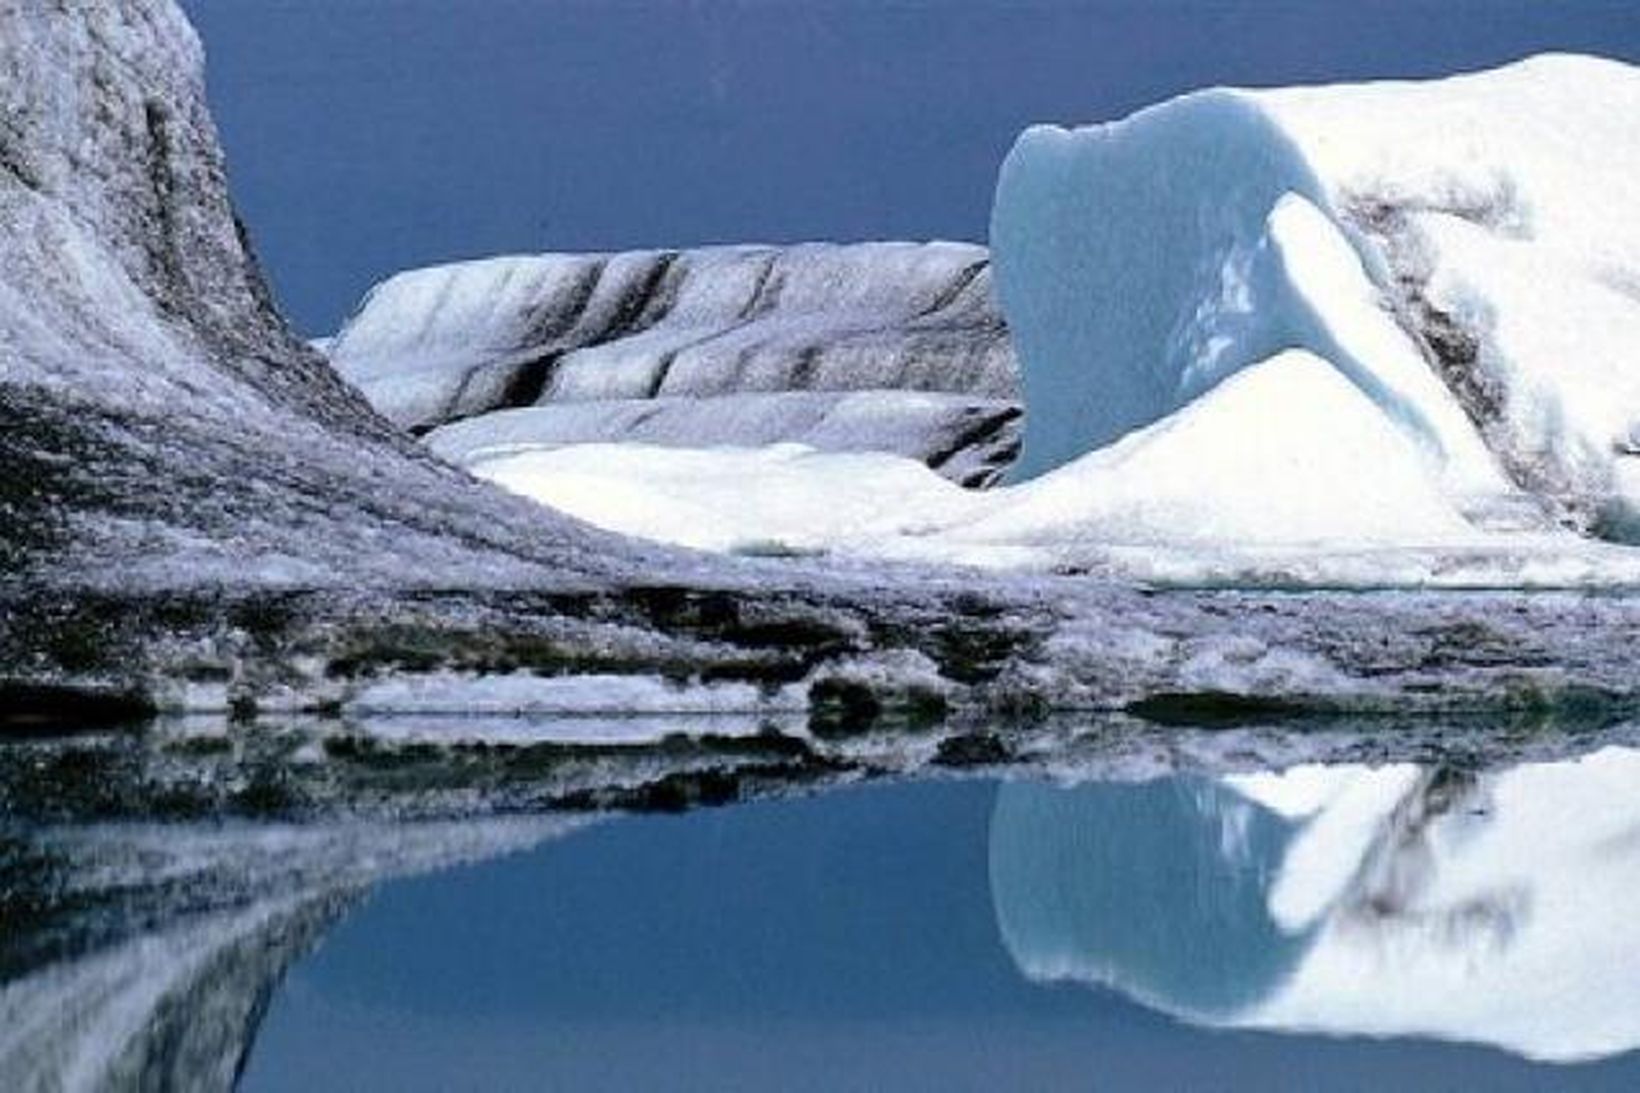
[457,55,1640,587]
[324,243,1020,487]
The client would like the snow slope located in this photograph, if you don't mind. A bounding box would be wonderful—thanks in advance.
[326,243,1021,485]
[952,349,1474,548]
[470,349,1640,587]
[992,54,1640,533]
[472,442,989,555]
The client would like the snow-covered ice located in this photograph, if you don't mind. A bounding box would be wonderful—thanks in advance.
[425,390,1020,489]
[463,356,1640,587]
[993,53,1640,530]
[448,54,1640,589]
[325,242,1020,485]
[469,442,988,555]
[950,349,1475,548]
[483,348,1470,556]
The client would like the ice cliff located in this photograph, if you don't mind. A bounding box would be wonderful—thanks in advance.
[993,54,1640,535]
[325,244,1020,487]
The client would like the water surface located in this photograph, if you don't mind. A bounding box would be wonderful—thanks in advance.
[226,757,1640,1091]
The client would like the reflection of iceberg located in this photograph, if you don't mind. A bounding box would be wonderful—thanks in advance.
[990,748,1640,1062]
[0,818,579,1092]
[990,776,1312,1019]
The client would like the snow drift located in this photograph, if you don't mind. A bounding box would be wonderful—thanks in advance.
[992,53,1640,533]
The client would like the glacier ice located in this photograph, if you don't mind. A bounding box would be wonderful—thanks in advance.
[424,390,1020,489]
[0,0,642,596]
[326,242,1021,485]
[462,55,1640,586]
[8,0,1640,723]
[992,54,1640,532]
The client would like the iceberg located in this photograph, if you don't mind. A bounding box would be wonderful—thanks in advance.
[6,1,1640,722]
[326,242,1021,485]
[463,56,1640,584]
[992,54,1640,534]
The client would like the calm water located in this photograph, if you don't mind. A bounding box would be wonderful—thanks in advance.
[7,742,1640,1089]
[214,756,1640,1092]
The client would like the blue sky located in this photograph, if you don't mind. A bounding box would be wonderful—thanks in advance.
[182,1,1640,335]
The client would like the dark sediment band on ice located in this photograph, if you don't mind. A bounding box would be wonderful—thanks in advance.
[324,243,1022,487]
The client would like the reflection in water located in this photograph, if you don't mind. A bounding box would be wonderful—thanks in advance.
[8,742,1640,1089]
[989,775,1312,1019]
[0,818,579,1091]
[990,746,1640,1062]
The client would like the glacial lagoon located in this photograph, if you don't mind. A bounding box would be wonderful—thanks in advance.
[7,724,1640,1091]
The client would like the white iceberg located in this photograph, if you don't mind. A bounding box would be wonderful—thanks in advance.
[326,242,1020,485]
[461,55,1640,588]
[992,53,1640,528]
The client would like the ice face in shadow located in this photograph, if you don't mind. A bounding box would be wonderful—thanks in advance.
[992,55,1640,532]
[989,748,1640,1062]
[0,817,578,1092]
